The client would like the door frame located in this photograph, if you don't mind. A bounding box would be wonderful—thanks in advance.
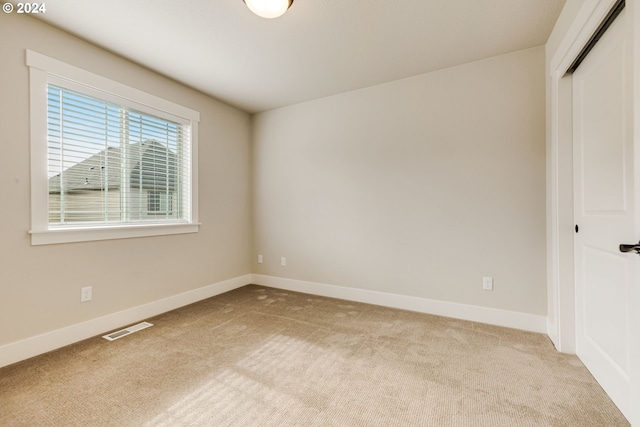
[547,0,624,354]
[547,0,640,422]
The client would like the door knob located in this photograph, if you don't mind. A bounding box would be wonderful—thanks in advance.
[619,241,640,254]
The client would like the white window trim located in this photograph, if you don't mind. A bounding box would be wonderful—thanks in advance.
[26,50,200,245]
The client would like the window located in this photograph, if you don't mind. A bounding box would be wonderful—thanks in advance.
[47,85,184,223]
[27,50,200,245]
[147,191,173,215]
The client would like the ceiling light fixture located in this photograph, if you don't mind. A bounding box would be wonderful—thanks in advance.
[243,0,293,19]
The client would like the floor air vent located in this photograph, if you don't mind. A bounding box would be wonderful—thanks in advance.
[103,322,153,341]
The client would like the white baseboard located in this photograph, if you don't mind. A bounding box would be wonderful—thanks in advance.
[1,274,548,369]
[0,274,251,368]
[252,274,547,334]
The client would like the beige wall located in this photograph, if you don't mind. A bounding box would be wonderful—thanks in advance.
[0,12,547,350]
[253,46,547,315]
[0,14,252,346]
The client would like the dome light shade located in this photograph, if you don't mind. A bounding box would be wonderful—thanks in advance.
[243,0,293,19]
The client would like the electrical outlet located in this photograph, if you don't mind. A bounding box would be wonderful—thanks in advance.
[258,254,263,264]
[81,286,92,302]
[482,277,493,291]
[281,257,286,267]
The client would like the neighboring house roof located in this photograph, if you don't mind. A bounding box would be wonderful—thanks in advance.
[48,140,177,193]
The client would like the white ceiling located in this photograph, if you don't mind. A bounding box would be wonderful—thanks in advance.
[36,0,566,113]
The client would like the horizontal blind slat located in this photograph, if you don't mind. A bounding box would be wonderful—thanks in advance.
[47,83,190,225]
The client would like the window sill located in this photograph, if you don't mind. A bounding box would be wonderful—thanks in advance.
[30,223,200,245]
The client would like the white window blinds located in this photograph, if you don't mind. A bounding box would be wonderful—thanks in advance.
[47,84,192,226]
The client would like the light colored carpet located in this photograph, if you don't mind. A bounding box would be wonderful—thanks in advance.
[0,285,629,426]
